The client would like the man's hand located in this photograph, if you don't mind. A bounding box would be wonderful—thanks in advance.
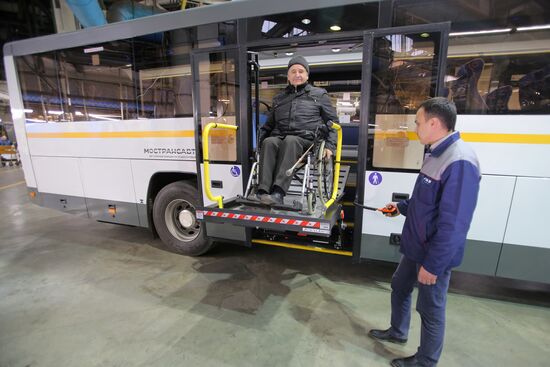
[383,203,400,217]
[323,148,333,160]
[418,266,437,285]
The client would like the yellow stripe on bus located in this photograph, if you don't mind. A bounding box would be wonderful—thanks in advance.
[26,130,195,139]
[24,130,550,144]
[373,131,550,144]
[460,133,550,144]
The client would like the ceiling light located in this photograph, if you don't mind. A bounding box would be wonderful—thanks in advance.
[517,24,550,31]
[48,110,64,115]
[450,28,512,37]
[23,109,33,113]
[301,18,311,25]
[331,48,341,53]
[420,33,430,38]
[330,25,341,32]
[285,52,294,56]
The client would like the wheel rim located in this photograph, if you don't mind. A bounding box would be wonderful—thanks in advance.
[164,199,201,242]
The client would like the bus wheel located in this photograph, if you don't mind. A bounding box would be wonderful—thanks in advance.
[153,181,213,256]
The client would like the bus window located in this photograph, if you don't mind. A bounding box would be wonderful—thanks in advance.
[16,52,65,123]
[135,29,194,119]
[446,29,550,114]
[196,50,238,162]
[15,29,201,122]
[393,0,550,115]
[368,33,439,171]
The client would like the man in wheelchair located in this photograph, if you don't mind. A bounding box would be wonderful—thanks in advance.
[252,55,338,205]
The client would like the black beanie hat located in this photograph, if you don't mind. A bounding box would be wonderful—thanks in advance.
[288,55,309,74]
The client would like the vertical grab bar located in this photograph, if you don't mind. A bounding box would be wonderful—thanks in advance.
[324,122,342,209]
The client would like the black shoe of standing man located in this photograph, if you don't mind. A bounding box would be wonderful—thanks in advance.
[390,355,424,367]
[368,328,407,344]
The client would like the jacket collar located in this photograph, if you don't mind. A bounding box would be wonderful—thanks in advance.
[285,82,310,94]
[428,131,460,157]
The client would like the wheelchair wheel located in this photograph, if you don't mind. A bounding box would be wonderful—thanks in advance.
[317,140,334,205]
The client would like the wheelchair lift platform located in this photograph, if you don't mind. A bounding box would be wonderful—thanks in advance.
[198,165,350,238]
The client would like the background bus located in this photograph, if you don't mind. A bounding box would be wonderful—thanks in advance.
[3,0,550,283]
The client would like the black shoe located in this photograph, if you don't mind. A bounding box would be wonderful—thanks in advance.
[259,187,284,205]
[269,190,284,205]
[390,355,422,367]
[247,189,269,203]
[368,328,407,344]
[248,191,268,202]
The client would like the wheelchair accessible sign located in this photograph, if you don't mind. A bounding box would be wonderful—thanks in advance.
[368,172,382,185]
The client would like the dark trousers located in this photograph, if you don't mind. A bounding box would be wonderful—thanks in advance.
[258,135,311,194]
[389,256,451,367]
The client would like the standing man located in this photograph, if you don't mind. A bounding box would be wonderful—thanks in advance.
[253,55,338,205]
[369,97,481,367]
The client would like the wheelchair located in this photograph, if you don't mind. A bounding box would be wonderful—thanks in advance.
[244,129,335,215]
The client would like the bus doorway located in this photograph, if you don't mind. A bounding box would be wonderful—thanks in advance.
[198,33,363,255]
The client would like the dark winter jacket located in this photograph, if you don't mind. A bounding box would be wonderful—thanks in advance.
[397,132,481,276]
[259,83,338,151]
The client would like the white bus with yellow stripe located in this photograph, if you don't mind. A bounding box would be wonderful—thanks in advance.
[3,0,550,283]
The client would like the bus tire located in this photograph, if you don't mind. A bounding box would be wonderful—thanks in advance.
[152,181,213,256]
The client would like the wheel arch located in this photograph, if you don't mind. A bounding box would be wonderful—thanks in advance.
[146,172,199,236]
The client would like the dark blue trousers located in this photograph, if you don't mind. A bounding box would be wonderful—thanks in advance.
[389,256,451,367]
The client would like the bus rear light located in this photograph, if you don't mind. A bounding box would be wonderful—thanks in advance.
[108,205,116,217]
[29,191,36,199]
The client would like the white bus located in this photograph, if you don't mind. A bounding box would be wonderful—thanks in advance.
[4,0,550,283]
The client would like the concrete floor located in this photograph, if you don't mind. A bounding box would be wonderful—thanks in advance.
[1,167,549,367]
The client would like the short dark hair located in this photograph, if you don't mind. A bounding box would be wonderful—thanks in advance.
[419,97,457,131]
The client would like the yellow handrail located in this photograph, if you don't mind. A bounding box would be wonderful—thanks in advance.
[202,122,238,208]
[324,122,342,209]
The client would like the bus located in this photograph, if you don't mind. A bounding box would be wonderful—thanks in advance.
[4,0,549,284]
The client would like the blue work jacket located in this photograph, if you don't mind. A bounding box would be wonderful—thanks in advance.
[397,132,481,276]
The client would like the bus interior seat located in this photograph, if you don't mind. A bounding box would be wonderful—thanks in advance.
[518,65,550,112]
[449,58,488,113]
[485,85,512,114]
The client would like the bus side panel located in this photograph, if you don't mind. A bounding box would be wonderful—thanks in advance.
[497,177,550,283]
[455,175,515,275]
[360,172,516,277]
[457,115,550,177]
[80,158,139,226]
[200,163,246,242]
[31,156,87,216]
[4,55,36,187]
[360,171,416,261]
[25,118,196,160]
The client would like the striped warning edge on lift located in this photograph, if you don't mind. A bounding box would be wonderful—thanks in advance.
[200,210,323,228]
